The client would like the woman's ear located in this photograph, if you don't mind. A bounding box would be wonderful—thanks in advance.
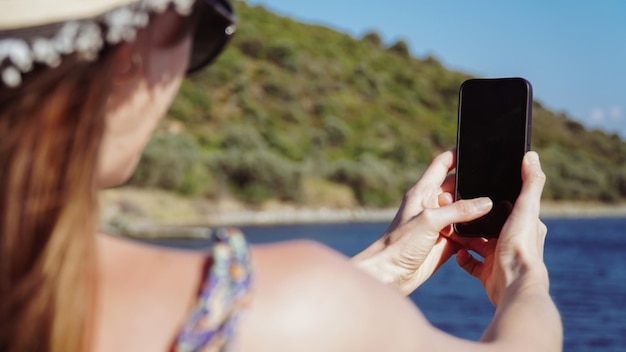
[111,43,143,84]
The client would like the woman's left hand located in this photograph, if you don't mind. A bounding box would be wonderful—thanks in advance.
[351,150,492,295]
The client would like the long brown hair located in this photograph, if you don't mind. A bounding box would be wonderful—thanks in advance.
[0,49,115,351]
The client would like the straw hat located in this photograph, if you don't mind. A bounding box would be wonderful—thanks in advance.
[0,0,222,87]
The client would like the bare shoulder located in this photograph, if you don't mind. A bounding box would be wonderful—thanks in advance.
[97,232,209,276]
[94,233,209,352]
[236,240,471,352]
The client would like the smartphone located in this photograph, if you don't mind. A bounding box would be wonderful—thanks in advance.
[454,77,532,238]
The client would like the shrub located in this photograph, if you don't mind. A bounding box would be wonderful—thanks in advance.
[322,115,351,146]
[325,155,399,206]
[207,149,303,203]
[388,39,410,58]
[266,39,298,71]
[219,124,267,150]
[613,167,626,198]
[362,31,383,47]
[130,133,209,195]
[236,37,265,58]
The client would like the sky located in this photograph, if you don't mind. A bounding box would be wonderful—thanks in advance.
[245,0,626,137]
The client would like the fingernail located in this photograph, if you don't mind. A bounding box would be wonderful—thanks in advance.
[476,197,493,212]
[476,197,493,211]
[526,151,539,164]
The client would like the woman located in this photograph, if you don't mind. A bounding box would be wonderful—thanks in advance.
[0,0,562,351]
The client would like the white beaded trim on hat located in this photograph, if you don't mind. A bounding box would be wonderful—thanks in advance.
[0,0,195,88]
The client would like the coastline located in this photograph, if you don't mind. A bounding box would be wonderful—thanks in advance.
[540,201,626,219]
[100,188,626,235]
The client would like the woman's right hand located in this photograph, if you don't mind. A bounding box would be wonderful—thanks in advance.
[451,151,549,306]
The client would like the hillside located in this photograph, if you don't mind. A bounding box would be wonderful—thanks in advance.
[128,0,626,208]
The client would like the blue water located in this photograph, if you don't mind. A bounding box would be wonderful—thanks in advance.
[237,218,626,352]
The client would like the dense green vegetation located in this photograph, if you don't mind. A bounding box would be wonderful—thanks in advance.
[130,0,626,206]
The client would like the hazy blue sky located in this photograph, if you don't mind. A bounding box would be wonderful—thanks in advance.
[246,0,626,136]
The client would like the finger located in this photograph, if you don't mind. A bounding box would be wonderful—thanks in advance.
[456,249,483,279]
[420,197,493,232]
[392,197,491,244]
[446,234,495,258]
[439,224,454,237]
[537,220,547,255]
[416,150,456,190]
[398,151,457,217]
[438,192,453,207]
[433,236,464,271]
[441,173,456,194]
[448,147,457,169]
[510,151,546,221]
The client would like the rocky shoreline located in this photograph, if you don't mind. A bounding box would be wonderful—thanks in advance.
[99,188,626,238]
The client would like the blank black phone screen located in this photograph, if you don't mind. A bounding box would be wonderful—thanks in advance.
[454,78,532,237]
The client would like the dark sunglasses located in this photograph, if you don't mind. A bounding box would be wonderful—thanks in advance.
[186,0,237,75]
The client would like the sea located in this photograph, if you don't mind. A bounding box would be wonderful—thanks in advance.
[239,217,626,352]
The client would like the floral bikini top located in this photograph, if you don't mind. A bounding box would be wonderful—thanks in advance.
[174,228,252,352]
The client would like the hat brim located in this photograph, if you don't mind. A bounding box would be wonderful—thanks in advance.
[0,0,141,30]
